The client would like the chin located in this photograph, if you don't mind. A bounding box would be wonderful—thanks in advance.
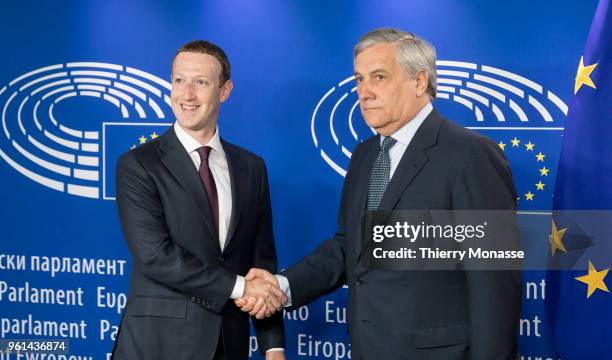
[176,120,198,130]
[363,117,378,127]
[364,119,386,130]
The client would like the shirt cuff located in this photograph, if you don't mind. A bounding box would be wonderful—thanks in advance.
[275,274,292,307]
[230,275,245,299]
[265,348,285,353]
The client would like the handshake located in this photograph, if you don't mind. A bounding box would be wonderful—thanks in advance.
[235,268,287,319]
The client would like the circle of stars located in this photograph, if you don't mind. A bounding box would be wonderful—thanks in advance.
[131,132,159,149]
[497,137,549,203]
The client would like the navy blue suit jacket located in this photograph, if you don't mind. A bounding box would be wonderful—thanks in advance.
[113,127,284,360]
[283,109,521,360]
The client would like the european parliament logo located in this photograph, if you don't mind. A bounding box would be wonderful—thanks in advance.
[311,60,568,210]
[0,62,172,200]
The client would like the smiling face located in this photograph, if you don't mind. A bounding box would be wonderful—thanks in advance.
[354,43,429,136]
[171,51,233,141]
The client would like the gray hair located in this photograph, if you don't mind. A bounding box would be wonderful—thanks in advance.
[354,28,437,99]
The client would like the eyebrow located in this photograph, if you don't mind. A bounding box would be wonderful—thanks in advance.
[172,73,213,80]
[369,69,389,75]
[354,68,389,77]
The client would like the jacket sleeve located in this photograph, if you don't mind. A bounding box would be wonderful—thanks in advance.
[452,136,521,360]
[280,143,366,308]
[116,151,236,313]
[249,158,286,352]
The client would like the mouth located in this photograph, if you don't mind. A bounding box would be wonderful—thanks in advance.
[180,104,200,111]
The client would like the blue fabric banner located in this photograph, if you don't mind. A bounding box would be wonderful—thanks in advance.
[548,0,612,358]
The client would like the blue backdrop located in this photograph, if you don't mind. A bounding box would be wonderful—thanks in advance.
[0,1,600,359]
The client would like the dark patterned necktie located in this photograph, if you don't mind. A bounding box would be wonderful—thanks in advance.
[196,146,219,235]
[367,136,397,210]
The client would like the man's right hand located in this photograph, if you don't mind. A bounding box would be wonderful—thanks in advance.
[235,268,287,319]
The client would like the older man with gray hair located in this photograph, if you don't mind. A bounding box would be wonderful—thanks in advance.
[238,28,521,360]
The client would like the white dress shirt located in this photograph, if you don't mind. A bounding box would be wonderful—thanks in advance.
[174,122,244,299]
[385,102,432,177]
[277,102,433,305]
[175,123,284,353]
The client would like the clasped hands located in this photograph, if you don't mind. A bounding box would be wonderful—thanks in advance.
[234,268,286,319]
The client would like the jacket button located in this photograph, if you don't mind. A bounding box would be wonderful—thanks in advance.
[217,256,224,263]
[191,296,197,302]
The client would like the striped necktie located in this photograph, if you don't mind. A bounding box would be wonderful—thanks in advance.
[367,136,397,210]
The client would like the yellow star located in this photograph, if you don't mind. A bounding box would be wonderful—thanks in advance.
[498,141,506,150]
[575,260,609,298]
[539,166,550,176]
[525,141,535,151]
[139,135,147,144]
[511,137,520,147]
[535,181,545,190]
[536,152,545,162]
[574,56,598,94]
[525,191,534,201]
[150,132,159,139]
[549,220,567,257]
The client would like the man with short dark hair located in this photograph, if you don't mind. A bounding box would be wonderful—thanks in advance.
[113,40,286,360]
[239,28,521,360]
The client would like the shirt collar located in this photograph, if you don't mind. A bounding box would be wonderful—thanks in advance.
[381,102,433,146]
[173,122,224,155]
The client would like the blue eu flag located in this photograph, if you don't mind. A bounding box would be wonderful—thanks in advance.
[102,122,171,199]
[547,0,612,358]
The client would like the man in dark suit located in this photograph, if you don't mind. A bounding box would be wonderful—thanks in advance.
[238,28,521,359]
[113,40,286,360]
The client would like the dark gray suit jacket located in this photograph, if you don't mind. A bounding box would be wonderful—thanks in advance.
[283,109,521,360]
[112,127,284,360]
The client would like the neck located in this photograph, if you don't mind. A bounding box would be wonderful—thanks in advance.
[378,100,429,137]
[180,122,217,146]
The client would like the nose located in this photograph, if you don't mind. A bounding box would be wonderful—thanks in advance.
[182,82,197,100]
[357,79,374,102]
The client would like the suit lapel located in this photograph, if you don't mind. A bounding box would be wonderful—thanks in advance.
[223,141,246,251]
[356,110,442,260]
[350,138,379,265]
[159,127,220,252]
[356,138,380,216]
[378,110,442,211]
